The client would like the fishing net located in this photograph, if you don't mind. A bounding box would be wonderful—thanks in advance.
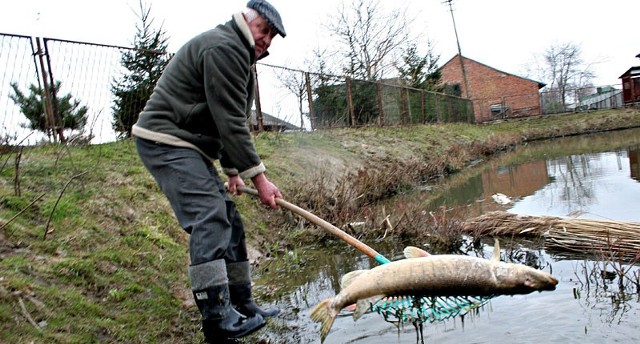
[371,295,491,324]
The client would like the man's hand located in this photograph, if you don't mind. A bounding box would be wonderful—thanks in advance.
[227,175,245,195]
[251,173,282,209]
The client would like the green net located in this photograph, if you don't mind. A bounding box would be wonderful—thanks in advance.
[371,295,491,324]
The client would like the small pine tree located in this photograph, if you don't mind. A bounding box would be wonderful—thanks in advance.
[111,0,170,139]
[9,81,88,142]
[396,42,442,92]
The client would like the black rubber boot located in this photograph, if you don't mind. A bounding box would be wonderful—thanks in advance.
[193,284,265,342]
[229,283,280,318]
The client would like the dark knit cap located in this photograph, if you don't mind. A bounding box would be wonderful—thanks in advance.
[246,0,286,37]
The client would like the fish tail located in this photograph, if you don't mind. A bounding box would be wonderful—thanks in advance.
[310,298,337,343]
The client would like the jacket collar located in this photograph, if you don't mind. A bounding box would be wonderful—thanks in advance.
[233,12,254,47]
[232,12,269,62]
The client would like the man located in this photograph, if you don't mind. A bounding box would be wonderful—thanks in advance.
[132,0,285,341]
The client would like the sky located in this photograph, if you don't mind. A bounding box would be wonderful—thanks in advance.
[2,0,638,87]
[1,0,639,142]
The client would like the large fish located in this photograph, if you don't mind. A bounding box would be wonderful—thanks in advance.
[310,241,558,342]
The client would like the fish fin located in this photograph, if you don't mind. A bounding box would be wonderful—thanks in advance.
[492,238,501,262]
[353,295,383,320]
[403,246,430,258]
[310,298,337,343]
[341,270,368,289]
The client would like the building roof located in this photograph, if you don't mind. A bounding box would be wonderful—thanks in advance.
[440,54,547,89]
[248,110,300,131]
[619,66,640,79]
[578,87,621,105]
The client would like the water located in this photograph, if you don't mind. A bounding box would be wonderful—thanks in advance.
[256,128,640,344]
[510,151,640,222]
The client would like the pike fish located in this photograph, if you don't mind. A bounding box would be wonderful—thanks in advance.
[310,241,558,342]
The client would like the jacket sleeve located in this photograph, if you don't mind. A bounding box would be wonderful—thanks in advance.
[202,44,265,179]
[220,151,239,176]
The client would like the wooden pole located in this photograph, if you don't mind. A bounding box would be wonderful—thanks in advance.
[237,185,390,264]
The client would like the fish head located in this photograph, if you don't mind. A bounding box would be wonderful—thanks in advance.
[495,262,558,294]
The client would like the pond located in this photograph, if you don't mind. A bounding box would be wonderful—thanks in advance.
[254,127,640,344]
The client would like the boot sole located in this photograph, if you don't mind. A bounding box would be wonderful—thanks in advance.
[228,319,266,339]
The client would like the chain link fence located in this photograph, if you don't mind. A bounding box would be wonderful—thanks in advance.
[1,32,475,146]
[256,63,474,130]
[0,33,40,145]
[1,33,170,145]
[540,86,623,115]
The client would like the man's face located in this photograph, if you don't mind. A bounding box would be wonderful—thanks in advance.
[247,15,277,58]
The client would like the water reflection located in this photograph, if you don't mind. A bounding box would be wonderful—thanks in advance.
[630,148,640,181]
[512,151,640,222]
[423,128,640,222]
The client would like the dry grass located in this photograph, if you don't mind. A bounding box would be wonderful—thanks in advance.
[462,211,640,263]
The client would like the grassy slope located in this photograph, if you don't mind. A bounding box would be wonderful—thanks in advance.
[1,109,640,343]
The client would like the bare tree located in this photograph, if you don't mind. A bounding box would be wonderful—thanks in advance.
[327,0,410,81]
[276,68,307,131]
[538,42,595,108]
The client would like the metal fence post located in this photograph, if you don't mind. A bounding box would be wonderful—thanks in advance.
[305,72,316,130]
[43,38,65,143]
[420,90,425,123]
[376,82,384,126]
[253,64,264,132]
[345,77,355,127]
[400,87,408,125]
[35,37,59,143]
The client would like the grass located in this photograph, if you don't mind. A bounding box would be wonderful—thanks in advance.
[1,108,640,343]
[1,141,196,343]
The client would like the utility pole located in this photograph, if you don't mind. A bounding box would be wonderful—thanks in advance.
[444,0,470,98]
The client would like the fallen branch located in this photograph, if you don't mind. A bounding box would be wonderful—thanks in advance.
[0,193,46,234]
[18,297,42,331]
[44,171,89,240]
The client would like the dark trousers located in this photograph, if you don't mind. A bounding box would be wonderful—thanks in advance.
[135,138,248,267]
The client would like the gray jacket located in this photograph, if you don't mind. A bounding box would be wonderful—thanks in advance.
[132,13,264,179]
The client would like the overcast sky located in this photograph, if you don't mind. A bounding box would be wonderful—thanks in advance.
[2,0,639,87]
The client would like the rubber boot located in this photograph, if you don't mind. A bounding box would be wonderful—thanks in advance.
[229,283,280,318]
[193,284,265,342]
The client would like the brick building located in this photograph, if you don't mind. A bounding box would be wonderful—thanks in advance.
[439,54,546,122]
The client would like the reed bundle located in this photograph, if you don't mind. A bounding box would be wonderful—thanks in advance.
[463,211,640,262]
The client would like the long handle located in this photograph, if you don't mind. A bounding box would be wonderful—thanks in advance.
[237,185,391,264]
